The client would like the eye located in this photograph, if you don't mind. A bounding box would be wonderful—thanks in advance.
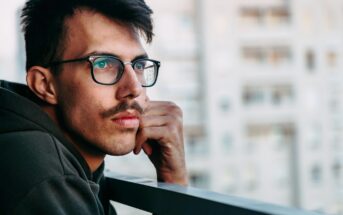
[94,58,111,69]
[134,61,146,71]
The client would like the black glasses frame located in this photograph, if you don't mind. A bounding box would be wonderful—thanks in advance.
[46,55,160,87]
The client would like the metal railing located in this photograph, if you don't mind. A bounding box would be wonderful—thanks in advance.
[105,172,323,215]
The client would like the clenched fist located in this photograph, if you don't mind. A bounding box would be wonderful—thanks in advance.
[134,101,188,186]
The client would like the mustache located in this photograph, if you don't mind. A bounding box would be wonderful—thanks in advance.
[100,101,144,118]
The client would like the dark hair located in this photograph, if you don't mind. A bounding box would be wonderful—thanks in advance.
[21,0,154,71]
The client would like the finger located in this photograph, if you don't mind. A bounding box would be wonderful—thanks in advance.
[139,115,174,128]
[134,127,157,154]
[144,101,182,116]
[134,126,166,154]
[142,142,153,156]
[134,130,145,154]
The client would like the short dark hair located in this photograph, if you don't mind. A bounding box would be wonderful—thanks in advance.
[21,0,154,71]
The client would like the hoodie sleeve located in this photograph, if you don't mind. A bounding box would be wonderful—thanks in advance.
[11,175,105,215]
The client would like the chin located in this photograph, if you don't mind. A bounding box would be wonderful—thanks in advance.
[103,138,136,156]
[107,147,134,156]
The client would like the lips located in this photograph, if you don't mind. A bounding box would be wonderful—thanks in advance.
[111,112,140,128]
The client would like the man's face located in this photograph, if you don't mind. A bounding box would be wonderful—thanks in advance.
[53,9,148,156]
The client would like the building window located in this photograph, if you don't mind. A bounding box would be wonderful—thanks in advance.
[271,85,294,106]
[273,123,295,150]
[242,46,292,67]
[246,123,295,150]
[243,85,294,107]
[269,47,292,66]
[240,7,263,26]
[242,47,265,64]
[186,135,206,155]
[222,133,234,152]
[305,50,316,71]
[189,172,210,189]
[333,160,342,184]
[310,165,322,184]
[267,7,291,25]
[243,86,265,106]
[219,98,231,112]
[240,6,290,27]
[327,51,337,68]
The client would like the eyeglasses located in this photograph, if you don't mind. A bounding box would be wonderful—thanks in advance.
[46,55,160,87]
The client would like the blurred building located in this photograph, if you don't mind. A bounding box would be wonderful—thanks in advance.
[2,0,343,214]
[132,0,343,214]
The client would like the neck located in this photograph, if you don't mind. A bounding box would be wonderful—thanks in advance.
[42,105,105,172]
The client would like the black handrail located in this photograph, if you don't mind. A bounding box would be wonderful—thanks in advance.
[105,172,323,215]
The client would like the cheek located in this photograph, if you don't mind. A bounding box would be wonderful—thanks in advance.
[59,96,108,142]
[57,85,104,126]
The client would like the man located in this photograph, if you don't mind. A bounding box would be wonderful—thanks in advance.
[0,0,187,214]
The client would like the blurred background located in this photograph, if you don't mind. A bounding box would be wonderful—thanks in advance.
[1,0,343,214]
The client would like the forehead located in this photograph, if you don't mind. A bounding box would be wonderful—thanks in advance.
[62,9,145,60]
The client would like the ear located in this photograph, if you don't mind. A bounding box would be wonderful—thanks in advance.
[26,66,58,105]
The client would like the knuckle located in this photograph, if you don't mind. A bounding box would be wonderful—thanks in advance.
[166,101,176,108]
[167,114,183,129]
[168,123,181,136]
[165,101,176,106]
[166,102,183,116]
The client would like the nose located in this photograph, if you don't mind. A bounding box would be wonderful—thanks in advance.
[115,64,143,100]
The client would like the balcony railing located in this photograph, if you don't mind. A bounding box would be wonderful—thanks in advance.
[105,172,322,215]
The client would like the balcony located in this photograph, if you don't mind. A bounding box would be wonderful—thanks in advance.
[105,172,322,215]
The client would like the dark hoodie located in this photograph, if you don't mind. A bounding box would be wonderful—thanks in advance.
[0,80,115,214]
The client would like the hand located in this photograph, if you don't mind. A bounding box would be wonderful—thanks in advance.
[134,101,188,186]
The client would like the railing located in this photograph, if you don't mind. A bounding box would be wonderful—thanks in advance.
[105,172,323,215]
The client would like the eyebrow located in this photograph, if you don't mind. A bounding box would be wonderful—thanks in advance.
[86,51,149,61]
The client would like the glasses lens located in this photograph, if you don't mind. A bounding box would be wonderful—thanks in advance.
[134,60,157,87]
[92,56,123,84]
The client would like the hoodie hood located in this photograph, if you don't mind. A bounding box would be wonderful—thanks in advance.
[0,80,92,178]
